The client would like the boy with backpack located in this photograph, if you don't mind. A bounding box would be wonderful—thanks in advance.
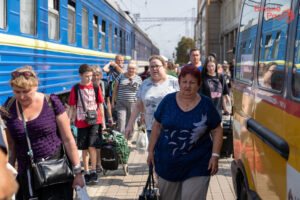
[68,64,105,184]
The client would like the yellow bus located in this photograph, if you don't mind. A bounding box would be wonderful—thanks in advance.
[231,0,300,199]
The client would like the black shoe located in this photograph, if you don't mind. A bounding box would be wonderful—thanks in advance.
[90,172,98,184]
[96,166,103,174]
[84,174,91,184]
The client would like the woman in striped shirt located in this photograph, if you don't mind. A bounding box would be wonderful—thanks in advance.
[112,61,142,139]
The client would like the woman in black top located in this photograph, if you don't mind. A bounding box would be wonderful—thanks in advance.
[199,56,230,117]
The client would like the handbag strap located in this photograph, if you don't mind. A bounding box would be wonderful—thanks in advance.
[143,163,155,192]
[78,88,87,112]
[18,102,35,164]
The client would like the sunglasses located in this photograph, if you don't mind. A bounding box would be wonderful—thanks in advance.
[11,71,35,79]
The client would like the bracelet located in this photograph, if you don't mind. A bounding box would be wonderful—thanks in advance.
[108,117,113,121]
[73,163,81,170]
[74,169,84,175]
[212,153,220,158]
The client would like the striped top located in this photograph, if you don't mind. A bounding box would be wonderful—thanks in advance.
[116,73,142,102]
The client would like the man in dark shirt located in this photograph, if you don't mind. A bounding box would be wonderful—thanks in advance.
[0,127,19,199]
[103,54,126,82]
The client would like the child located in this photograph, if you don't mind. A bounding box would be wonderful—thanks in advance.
[68,64,105,184]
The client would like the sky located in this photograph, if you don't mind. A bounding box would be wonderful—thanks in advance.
[116,0,197,59]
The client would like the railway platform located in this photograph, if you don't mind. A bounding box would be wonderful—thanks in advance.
[85,140,236,200]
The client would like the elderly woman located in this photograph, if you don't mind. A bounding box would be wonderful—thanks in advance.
[1,66,84,199]
[147,66,223,200]
[111,61,142,138]
[125,55,179,140]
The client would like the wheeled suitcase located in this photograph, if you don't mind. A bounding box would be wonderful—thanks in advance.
[221,115,233,158]
[101,128,130,175]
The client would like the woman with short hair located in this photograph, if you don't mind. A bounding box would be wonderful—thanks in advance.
[112,61,142,139]
[147,65,223,200]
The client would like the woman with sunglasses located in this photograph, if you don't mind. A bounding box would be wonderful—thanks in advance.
[111,61,142,141]
[0,66,84,199]
[124,55,179,141]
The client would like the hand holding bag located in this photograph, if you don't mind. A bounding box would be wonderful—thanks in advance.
[139,164,159,200]
[78,89,98,125]
[18,102,74,191]
[136,125,148,151]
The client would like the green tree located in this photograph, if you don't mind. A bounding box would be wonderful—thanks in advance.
[176,37,195,64]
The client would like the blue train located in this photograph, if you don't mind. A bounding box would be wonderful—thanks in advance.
[0,0,159,105]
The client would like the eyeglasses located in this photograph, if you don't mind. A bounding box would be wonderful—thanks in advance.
[11,71,35,79]
[150,65,163,69]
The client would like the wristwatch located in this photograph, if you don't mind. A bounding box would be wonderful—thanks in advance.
[212,153,220,158]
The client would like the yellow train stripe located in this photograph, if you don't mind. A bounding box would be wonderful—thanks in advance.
[0,33,131,60]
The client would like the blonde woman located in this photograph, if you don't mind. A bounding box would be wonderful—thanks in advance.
[1,66,84,199]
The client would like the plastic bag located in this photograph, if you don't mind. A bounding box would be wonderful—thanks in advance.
[136,125,148,151]
[75,185,90,200]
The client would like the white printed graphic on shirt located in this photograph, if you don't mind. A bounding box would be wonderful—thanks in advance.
[165,114,208,156]
[76,88,97,121]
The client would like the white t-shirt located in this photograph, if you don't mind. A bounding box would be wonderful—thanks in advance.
[136,75,179,130]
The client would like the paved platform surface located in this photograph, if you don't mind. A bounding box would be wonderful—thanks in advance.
[85,143,236,200]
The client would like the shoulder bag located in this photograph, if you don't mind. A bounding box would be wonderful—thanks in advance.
[18,101,74,191]
[78,88,98,125]
[139,163,159,200]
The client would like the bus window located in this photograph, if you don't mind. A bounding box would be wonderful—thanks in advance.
[0,0,6,29]
[258,0,290,91]
[235,0,259,83]
[293,8,300,98]
[67,0,76,44]
[20,0,36,35]
[93,15,98,49]
[48,0,59,40]
[82,8,89,48]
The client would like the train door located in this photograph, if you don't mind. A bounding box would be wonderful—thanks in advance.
[251,0,292,199]
[232,0,261,196]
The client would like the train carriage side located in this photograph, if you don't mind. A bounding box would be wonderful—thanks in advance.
[0,0,133,105]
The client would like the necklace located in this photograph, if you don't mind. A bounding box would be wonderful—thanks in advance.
[176,93,200,111]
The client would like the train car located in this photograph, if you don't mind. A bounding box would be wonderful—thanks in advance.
[231,0,300,199]
[0,0,157,105]
[132,24,159,68]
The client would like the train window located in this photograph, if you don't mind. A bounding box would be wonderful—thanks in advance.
[93,15,98,49]
[109,24,112,52]
[20,0,36,35]
[292,7,300,98]
[235,0,259,83]
[67,0,76,44]
[120,30,123,53]
[82,8,88,47]
[262,34,272,60]
[114,28,117,52]
[0,0,6,29]
[272,32,281,59]
[258,0,291,91]
[48,0,59,40]
[101,20,106,51]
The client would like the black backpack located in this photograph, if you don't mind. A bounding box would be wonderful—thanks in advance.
[74,83,99,104]
[101,144,119,170]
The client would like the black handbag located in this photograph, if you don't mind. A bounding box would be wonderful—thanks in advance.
[139,164,159,200]
[18,102,74,191]
[78,88,98,125]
